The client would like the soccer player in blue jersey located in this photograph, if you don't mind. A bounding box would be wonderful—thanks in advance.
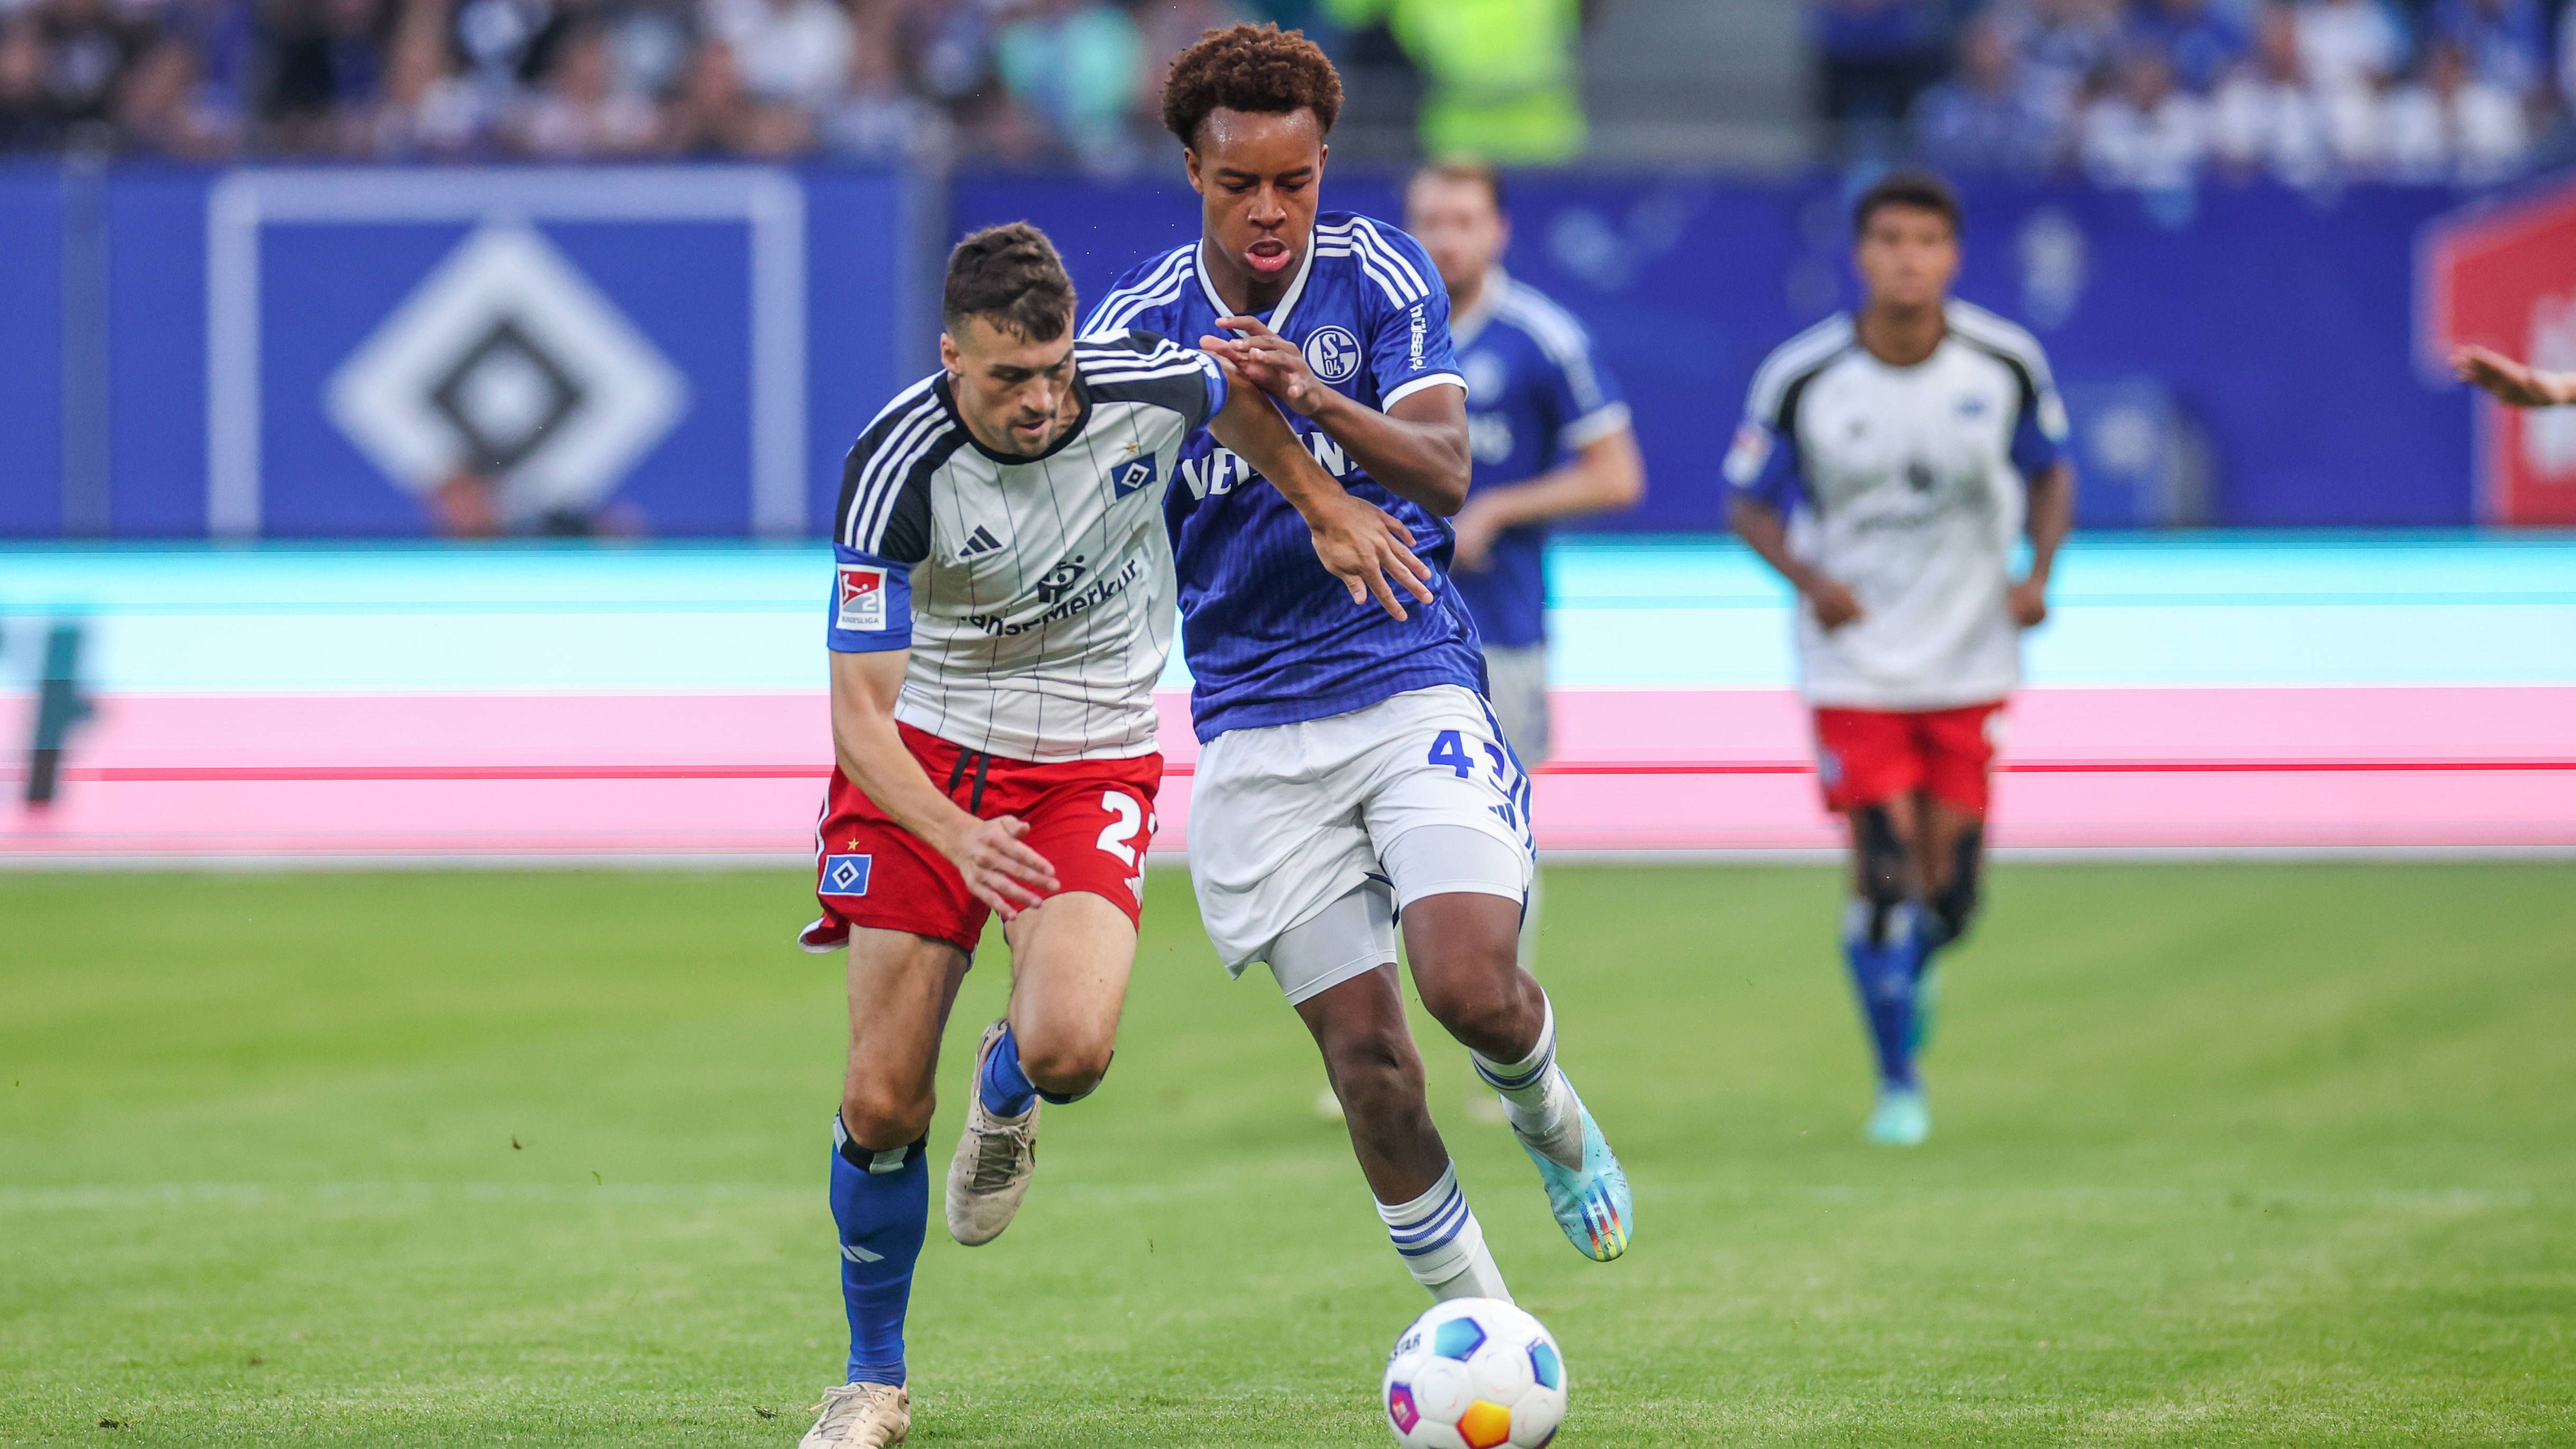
[1404,161,1643,778]
[1405,161,1643,961]
[1086,24,1633,1299]
[1725,171,2075,1147]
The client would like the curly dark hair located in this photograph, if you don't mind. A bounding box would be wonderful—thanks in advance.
[1160,23,1343,148]
[943,222,1076,341]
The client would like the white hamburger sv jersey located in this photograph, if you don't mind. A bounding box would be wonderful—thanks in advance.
[826,334,1225,762]
[1724,300,2070,711]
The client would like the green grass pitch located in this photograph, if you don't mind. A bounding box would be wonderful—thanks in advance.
[4,862,2574,1446]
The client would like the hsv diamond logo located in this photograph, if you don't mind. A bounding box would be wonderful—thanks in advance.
[836,564,888,632]
[820,854,873,898]
[326,224,689,521]
[1110,453,1160,498]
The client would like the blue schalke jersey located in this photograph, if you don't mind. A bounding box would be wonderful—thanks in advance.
[1449,271,1631,650]
[1082,212,1484,742]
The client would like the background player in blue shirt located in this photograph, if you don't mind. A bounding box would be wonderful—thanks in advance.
[1404,160,1644,778]
[1088,24,1634,1300]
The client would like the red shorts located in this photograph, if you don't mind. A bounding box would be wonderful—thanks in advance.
[1811,701,2005,814]
[801,722,1162,957]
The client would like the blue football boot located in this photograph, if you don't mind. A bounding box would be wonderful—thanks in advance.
[1510,1073,1633,1263]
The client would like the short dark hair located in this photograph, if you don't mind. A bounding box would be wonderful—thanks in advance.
[942,223,1076,342]
[1408,159,1506,215]
[1161,23,1343,148]
[1853,169,1962,238]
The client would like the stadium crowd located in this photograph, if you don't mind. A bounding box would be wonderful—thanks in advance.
[1816,0,2576,183]
[0,0,1356,166]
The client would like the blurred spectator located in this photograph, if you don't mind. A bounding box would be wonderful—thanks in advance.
[2211,5,2333,182]
[2081,48,2210,186]
[43,0,144,133]
[371,14,489,155]
[0,17,60,148]
[2430,0,2545,98]
[816,0,949,162]
[1909,14,2062,171]
[506,15,655,154]
[114,34,237,154]
[1809,0,1951,155]
[702,0,845,109]
[2006,0,2123,116]
[2294,0,2406,99]
[260,0,389,152]
[1324,0,1587,162]
[992,0,1139,171]
[661,35,803,153]
[2380,36,2529,180]
[2129,0,2248,91]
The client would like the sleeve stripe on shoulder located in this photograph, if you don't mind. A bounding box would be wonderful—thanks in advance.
[1082,361,1212,388]
[1746,317,1856,420]
[1496,286,1591,365]
[844,398,951,551]
[1081,248,1193,338]
[1348,218,1432,298]
[1944,302,2052,379]
[1315,220,1427,308]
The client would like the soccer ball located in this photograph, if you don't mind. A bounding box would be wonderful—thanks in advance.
[1381,1297,1567,1448]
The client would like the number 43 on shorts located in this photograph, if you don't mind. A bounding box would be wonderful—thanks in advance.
[1427,728,1531,833]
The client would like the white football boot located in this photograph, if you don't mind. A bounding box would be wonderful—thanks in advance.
[945,1019,1040,1246]
[800,1382,908,1448]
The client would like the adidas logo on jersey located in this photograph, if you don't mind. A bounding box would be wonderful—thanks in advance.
[957,526,1005,560]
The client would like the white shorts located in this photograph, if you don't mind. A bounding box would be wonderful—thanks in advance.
[1188,685,1536,989]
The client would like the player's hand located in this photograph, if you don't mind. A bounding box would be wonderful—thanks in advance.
[1449,495,1503,573]
[2451,345,2574,408]
[1308,492,1436,619]
[944,815,1058,920]
[1806,577,1864,631]
[2007,575,2050,628]
[1203,317,1330,416]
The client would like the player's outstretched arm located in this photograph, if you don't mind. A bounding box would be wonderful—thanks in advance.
[830,649,1057,918]
[1204,316,1471,514]
[1206,354,1437,621]
[1729,494,1863,631]
[2010,461,2075,628]
[2453,345,2576,408]
[1451,427,1646,572]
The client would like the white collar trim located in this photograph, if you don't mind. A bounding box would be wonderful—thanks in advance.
[1197,233,1319,334]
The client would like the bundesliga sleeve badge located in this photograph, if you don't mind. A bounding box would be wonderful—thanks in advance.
[836,564,889,632]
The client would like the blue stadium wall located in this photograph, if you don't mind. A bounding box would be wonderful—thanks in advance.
[0,161,2516,537]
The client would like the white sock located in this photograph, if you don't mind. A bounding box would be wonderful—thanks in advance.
[1376,1164,1512,1303]
[1471,996,1578,1164]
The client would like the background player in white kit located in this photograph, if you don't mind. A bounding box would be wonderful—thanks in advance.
[1725,171,2075,1148]
[796,223,1429,1449]
[1088,24,1633,1308]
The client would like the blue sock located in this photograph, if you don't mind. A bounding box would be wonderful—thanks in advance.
[1841,900,1922,1090]
[830,1112,927,1387]
[977,1023,1039,1117]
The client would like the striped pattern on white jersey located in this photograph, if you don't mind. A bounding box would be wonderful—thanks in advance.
[1743,313,1859,427]
[831,334,1218,762]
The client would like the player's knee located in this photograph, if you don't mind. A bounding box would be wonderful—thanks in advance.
[1853,804,1910,909]
[1415,967,1531,1055]
[1017,1032,1115,1101]
[1321,1023,1425,1114]
[1929,824,1985,945]
[840,1082,933,1152]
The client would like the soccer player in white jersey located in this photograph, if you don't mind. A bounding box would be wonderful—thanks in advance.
[1084,23,1634,1308]
[795,223,1431,1449]
[1725,171,2075,1147]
